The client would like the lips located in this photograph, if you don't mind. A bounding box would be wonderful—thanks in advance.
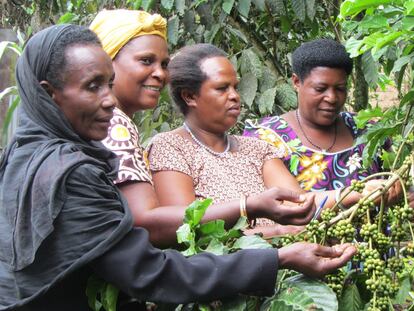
[143,85,162,92]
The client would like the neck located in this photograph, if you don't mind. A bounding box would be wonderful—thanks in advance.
[296,109,337,131]
[184,120,228,153]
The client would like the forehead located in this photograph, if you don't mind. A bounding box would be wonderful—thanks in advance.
[200,56,236,81]
[118,35,169,57]
[305,67,348,84]
[63,44,113,79]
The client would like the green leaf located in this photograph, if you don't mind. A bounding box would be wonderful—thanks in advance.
[401,16,414,30]
[267,286,317,310]
[184,198,213,227]
[176,223,195,244]
[361,51,378,87]
[400,88,414,106]
[58,12,76,24]
[239,73,258,108]
[161,0,174,11]
[233,235,272,250]
[231,216,249,231]
[285,274,338,311]
[391,55,412,73]
[141,0,156,11]
[237,0,251,17]
[305,0,316,21]
[222,0,235,14]
[175,0,185,14]
[199,220,226,238]
[405,0,414,15]
[393,274,412,304]
[252,0,265,11]
[359,15,388,30]
[258,87,277,115]
[2,95,20,145]
[354,107,383,129]
[0,41,21,62]
[102,283,119,311]
[240,48,263,79]
[373,31,403,53]
[167,16,179,45]
[345,37,364,58]
[338,284,363,311]
[340,0,393,18]
[275,83,297,109]
[291,0,306,22]
[86,275,105,311]
[204,238,226,255]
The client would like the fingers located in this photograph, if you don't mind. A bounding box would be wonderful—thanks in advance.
[279,194,316,225]
[269,187,305,203]
[319,244,356,273]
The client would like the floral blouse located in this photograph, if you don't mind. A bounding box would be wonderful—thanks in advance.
[243,112,386,191]
[101,107,152,185]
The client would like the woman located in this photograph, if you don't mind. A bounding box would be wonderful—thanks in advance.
[244,38,387,192]
[148,43,382,237]
[90,10,322,245]
[0,24,356,310]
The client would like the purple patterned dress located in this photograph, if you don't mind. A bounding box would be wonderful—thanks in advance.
[243,112,385,191]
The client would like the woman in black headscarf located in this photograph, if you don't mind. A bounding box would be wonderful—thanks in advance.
[0,24,356,310]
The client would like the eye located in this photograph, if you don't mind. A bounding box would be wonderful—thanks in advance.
[140,57,153,65]
[109,81,115,89]
[314,87,326,93]
[161,60,169,69]
[87,82,101,91]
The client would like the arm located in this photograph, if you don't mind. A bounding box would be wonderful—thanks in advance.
[92,228,356,304]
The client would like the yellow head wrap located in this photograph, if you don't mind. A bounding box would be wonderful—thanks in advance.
[90,9,167,59]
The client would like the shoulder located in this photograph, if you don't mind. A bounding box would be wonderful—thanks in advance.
[245,115,286,131]
[103,108,139,148]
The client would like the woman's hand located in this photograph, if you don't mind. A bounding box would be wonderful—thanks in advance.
[363,179,402,206]
[248,187,316,225]
[278,242,356,278]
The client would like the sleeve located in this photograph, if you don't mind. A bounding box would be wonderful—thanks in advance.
[101,112,152,185]
[148,134,192,176]
[92,227,278,304]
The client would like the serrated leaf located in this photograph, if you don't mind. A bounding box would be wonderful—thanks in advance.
[167,16,179,45]
[338,284,363,311]
[222,0,235,14]
[359,15,388,30]
[306,0,316,21]
[285,274,337,311]
[237,0,251,17]
[275,83,297,110]
[240,49,263,79]
[233,235,272,250]
[161,0,174,10]
[258,87,277,115]
[239,73,258,108]
[361,51,378,87]
[291,0,306,22]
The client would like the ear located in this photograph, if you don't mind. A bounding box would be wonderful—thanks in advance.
[291,74,301,91]
[39,80,56,99]
[181,89,198,109]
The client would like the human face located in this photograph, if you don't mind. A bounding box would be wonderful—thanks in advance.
[191,56,240,133]
[293,67,348,127]
[51,44,116,141]
[112,35,169,116]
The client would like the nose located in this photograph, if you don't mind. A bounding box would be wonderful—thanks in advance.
[229,86,240,102]
[152,63,168,83]
[102,88,117,109]
[325,88,338,103]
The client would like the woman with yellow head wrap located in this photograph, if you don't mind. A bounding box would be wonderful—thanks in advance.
[89,9,321,249]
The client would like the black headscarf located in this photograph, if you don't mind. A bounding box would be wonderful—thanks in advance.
[0,24,132,309]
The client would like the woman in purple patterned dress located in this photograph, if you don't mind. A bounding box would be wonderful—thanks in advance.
[244,39,388,192]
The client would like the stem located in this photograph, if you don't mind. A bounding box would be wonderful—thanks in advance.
[377,195,385,231]
[392,115,414,170]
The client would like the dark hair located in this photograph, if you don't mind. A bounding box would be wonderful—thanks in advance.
[292,38,353,81]
[168,43,227,115]
[45,25,101,89]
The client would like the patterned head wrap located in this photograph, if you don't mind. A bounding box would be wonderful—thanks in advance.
[90,9,167,59]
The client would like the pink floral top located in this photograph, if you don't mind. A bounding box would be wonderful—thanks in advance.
[243,112,386,191]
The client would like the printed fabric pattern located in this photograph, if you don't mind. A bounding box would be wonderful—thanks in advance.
[102,107,152,184]
[243,112,385,191]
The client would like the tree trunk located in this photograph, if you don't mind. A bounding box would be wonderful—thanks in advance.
[352,55,369,112]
